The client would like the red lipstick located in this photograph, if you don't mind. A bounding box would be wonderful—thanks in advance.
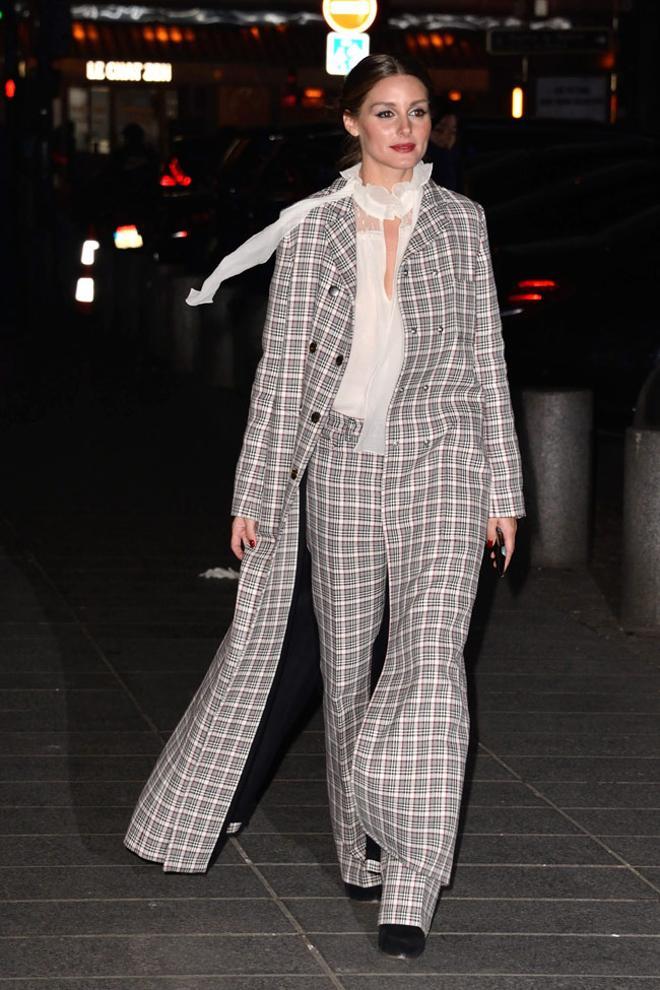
[390,144,415,152]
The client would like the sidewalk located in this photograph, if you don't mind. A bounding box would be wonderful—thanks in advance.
[1,385,659,988]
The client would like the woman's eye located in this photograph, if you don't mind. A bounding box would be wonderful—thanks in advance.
[375,108,428,119]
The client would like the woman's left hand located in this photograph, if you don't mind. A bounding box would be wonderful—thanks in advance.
[486,516,518,574]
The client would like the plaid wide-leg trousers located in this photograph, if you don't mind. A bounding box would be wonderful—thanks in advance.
[305,408,471,934]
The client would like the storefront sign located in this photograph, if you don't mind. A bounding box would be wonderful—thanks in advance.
[85,61,173,83]
[325,31,369,75]
[536,76,607,122]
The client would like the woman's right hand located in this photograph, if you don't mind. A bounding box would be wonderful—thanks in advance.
[231,516,258,561]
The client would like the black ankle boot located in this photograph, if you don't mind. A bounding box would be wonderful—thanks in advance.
[344,882,382,902]
[378,924,426,958]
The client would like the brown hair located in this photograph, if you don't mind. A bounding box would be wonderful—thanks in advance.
[336,53,437,169]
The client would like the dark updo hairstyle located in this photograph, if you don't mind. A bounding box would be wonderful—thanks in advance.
[337,53,438,169]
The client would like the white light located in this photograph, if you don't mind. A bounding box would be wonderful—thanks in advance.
[325,31,370,75]
[75,277,94,303]
[114,225,144,250]
[172,230,189,239]
[511,86,524,119]
[81,239,100,265]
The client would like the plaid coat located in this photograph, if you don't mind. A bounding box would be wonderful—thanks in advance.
[124,175,525,873]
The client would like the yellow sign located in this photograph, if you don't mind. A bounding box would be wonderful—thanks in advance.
[322,0,377,34]
[86,61,173,83]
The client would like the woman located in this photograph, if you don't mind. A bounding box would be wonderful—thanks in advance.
[125,54,525,960]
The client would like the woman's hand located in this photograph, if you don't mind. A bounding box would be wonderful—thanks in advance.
[231,516,258,561]
[485,516,517,574]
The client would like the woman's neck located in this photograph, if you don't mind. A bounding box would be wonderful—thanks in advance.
[358,162,414,190]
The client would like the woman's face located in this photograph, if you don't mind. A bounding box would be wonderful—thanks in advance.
[343,73,432,181]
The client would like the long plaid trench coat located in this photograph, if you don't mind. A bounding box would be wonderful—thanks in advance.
[125,174,525,874]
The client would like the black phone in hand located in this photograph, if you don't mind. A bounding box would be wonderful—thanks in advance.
[494,527,506,577]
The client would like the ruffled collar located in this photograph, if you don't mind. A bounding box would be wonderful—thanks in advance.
[339,159,433,220]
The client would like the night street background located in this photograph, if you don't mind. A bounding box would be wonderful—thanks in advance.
[1,0,659,984]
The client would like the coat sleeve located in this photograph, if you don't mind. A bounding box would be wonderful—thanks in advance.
[231,234,294,520]
[473,204,526,519]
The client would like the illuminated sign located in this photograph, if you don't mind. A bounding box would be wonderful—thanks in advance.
[326,31,370,75]
[322,0,377,33]
[85,61,173,83]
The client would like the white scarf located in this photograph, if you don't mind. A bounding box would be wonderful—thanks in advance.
[186,160,433,306]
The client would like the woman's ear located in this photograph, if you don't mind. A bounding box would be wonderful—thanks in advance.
[342,111,359,139]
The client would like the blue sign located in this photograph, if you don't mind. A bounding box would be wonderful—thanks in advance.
[326,32,370,76]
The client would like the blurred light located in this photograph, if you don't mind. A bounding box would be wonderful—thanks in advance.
[600,51,615,70]
[302,87,324,108]
[81,239,100,265]
[172,230,189,238]
[156,25,168,42]
[417,33,430,48]
[448,89,462,102]
[4,79,16,100]
[517,279,556,289]
[443,32,455,45]
[250,25,260,38]
[405,34,417,52]
[184,28,195,42]
[87,25,99,41]
[114,225,143,250]
[160,158,192,187]
[430,33,443,48]
[508,292,542,303]
[143,26,155,41]
[75,277,94,303]
[281,93,297,108]
[169,26,183,42]
[72,22,85,41]
[511,86,524,119]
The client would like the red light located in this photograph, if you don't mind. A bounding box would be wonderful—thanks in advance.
[5,79,16,100]
[160,157,192,187]
[508,293,543,303]
[517,279,557,289]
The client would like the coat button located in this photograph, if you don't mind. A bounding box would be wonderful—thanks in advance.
[421,384,428,390]
[335,355,343,366]
[309,341,317,353]
[409,327,417,334]
[290,468,298,480]
[328,285,340,297]
[310,411,320,423]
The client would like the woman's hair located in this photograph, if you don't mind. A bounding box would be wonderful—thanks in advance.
[336,53,437,169]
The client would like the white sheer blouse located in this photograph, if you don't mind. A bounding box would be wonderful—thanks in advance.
[332,162,430,454]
